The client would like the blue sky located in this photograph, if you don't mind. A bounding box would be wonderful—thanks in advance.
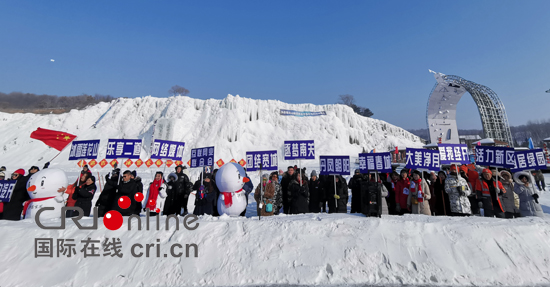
[0,0,549,129]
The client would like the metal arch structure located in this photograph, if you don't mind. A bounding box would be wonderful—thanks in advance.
[426,71,513,146]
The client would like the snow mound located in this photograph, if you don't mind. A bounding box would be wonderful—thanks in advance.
[0,95,423,176]
[1,213,550,286]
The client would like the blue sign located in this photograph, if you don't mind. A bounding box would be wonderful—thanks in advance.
[405,148,441,171]
[284,140,315,160]
[359,152,392,173]
[474,146,515,168]
[246,150,278,172]
[438,144,470,165]
[280,109,327,117]
[105,139,143,159]
[511,149,547,172]
[190,146,215,168]
[68,140,100,161]
[320,156,351,175]
[151,140,185,160]
[0,180,17,203]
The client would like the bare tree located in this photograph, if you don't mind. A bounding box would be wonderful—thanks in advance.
[338,94,355,106]
[337,94,374,117]
[169,85,190,96]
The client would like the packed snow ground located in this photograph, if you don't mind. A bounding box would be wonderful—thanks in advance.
[0,176,549,287]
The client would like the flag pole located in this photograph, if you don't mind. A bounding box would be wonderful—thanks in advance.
[48,136,78,163]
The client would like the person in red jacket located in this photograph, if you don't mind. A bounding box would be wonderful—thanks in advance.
[394,169,411,215]
[475,168,505,218]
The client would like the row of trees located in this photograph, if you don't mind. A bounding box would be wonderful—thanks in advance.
[0,92,115,111]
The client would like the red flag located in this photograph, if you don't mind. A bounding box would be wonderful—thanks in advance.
[30,128,77,151]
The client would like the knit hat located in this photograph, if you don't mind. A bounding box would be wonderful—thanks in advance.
[0,171,5,177]
[482,168,492,175]
[355,169,360,174]
[14,169,25,176]
[262,174,268,179]
[450,165,458,173]
[459,165,468,174]
[131,170,137,178]
[311,170,317,177]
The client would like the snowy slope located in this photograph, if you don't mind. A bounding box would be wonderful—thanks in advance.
[0,95,423,177]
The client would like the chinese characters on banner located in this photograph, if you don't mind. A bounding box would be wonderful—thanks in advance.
[246,150,278,172]
[190,146,215,168]
[437,144,470,165]
[283,140,315,160]
[105,139,142,159]
[474,146,515,168]
[150,140,185,160]
[405,148,441,171]
[511,149,547,172]
[319,156,351,175]
[0,180,17,202]
[358,152,392,173]
[68,140,100,161]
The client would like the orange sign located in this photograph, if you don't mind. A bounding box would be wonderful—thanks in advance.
[88,159,97,168]
[155,159,163,167]
[124,159,134,168]
[145,159,154,168]
[174,160,183,166]
[77,160,87,168]
[238,159,246,167]
[109,159,119,168]
[99,159,108,168]
[135,159,144,168]
[230,159,237,163]
[165,159,173,167]
[187,160,191,166]
[216,159,225,167]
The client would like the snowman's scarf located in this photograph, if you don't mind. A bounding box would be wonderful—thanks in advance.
[221,188,243,207]
[22,196,56,218]
[410,178,424,203]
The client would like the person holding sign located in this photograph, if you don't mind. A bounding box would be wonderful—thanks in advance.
[513,172,544,218]
[2,169,29,220]
[407,170,431,216]
[444,165,472,217]
[327,175,348,214]
[288,169,309,214]
[475,169,505,218]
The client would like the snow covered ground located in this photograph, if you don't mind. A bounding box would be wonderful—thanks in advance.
[0,177,549,287]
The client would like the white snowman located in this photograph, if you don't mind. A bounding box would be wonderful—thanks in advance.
[24,168,68,221]
[216,162,249,216]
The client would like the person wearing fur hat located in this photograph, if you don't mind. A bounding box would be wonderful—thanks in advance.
[475,168,505,218]
[143,172,167,216]
[254,174,276,216]
[499,170,521,218]
[1,169,30,220]
[513,171,544,217]
[444,165,472,216]
[407,170,432,215]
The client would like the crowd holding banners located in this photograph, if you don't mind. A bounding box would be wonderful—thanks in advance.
[0,129,546,220]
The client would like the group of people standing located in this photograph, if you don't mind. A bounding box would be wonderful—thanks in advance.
[0,162,546,220]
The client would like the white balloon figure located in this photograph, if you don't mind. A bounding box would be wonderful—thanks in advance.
[24,169,68,221]
[216,162,249,216]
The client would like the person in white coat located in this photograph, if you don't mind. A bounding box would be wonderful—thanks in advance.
[513,171,544,218]
[143,172,167,216]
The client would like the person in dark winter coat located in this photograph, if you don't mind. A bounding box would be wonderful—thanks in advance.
[499,170,521,218]
[28,166,40,175]
[111,170,138,216]
[327,175,348,213]
[308,170,323,213]
[95,169,120,217]
[163,173,180,215]
[288,170,309,214]
[280,166,295,214]
[211,169,221,216]
[319,174,329,213]
[2,169,30,220]
[383,172,398,215]
[174,165,192,215]
[131,170,143,215]
[193,173,216,216]
[475,168,505,218]
[348,169,363,213]
[72,176,97,217]
[432,171,451,216]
